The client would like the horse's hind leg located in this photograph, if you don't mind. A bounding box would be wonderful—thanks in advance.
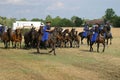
[81,37,84,44]
[110,38,112,45]
[49,43,56,55]
[89,42,94,52]
[102,42,105,52]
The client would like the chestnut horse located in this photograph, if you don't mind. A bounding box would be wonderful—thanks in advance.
[11,29,22,48]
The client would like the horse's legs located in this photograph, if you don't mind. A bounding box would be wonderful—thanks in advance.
[4,41,7,48]
[102,42,105,52]
[97,43,100,53]
[77,40,80,48]
[49,43,56,55]
[87,37,90,46]
[106,38,108,45]
[20,42,21,48]
[90,42,94,52]
[70,40,73,48]
[81,37,84,44]
[37,41,40,53]
[110,38,112,45]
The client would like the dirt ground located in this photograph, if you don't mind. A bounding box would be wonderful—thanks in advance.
[0,28,120,80]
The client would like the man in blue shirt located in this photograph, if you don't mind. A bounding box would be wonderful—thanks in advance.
[42,21,53,49]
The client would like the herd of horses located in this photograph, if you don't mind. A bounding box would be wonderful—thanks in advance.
[0,26,112,55]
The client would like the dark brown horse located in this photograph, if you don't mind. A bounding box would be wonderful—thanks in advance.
[89,31,105,52]
[103,26,113,45]
[78,30,92,46]
[24,27,37,48]
[1,28,12,48]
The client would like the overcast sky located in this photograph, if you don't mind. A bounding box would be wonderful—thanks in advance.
[0,0,119,20]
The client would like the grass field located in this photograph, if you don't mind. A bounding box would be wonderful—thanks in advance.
[0,28,120,80]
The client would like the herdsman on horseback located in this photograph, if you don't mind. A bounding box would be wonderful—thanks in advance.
[91,23,101,43]
[42,21,54,49]
[83,22,89,37]
[103,23,113,45]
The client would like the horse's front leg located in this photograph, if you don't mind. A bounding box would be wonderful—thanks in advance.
[106,38,108,45]
[87,37,90,46]
[37,41,40,53]
[49,43,56,55]
[97,43,99,53]
[20,41,22,48]
[90,42,93,52]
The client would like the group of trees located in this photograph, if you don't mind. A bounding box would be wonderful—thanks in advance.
[103,8,120,27]
[0,8,120,28]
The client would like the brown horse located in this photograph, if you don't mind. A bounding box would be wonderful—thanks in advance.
[24,27,37,48]
[36,26,43,53]
[1,28,12,48]
[11,29,22,48]
[89,32,105,53]
[36,27,60,55]
[103,26,113,45]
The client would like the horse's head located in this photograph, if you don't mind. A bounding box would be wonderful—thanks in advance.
[7,28,12,34]
[15,29,21,35]
[38,26,43,35]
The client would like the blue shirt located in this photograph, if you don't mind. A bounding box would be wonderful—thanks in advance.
[42,25,50,41]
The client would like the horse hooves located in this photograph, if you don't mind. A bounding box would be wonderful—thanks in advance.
[49,51,52,53]
[54,54,56,56]
[37,51,40,54]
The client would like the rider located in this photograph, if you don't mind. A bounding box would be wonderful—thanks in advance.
[105,23,111,33]
[83,22,89,37]
[42,21,53,49]
[91,23,100,42]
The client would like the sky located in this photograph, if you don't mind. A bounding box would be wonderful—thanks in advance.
[0,0,120,20]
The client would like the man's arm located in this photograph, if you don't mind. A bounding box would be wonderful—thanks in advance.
[46,29,54,32]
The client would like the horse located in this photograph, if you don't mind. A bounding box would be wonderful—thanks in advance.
[36,26,44,53]
[78,30,92,46]
[68,28,80,48]
[1,28,12,48]
[72,31,80,48]
[24,27,37,48]
[11,28,22,48]
[61,29,73,48]
[47,27,62,55]
[36,27,60,55]
[89,31,105,53]
[103,26,113,45]
[54,27,64,47]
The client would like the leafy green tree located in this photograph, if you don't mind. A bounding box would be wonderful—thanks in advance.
[59,18,74,27]
[104,8,116,23]
[31,18,40,21]
[112,16,120,27]
[52,16,61,26]
[45,15,52,22]
[74,17,83,27]
[19,18,27,21]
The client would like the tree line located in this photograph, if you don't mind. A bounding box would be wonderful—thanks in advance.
[0,8,120,28]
